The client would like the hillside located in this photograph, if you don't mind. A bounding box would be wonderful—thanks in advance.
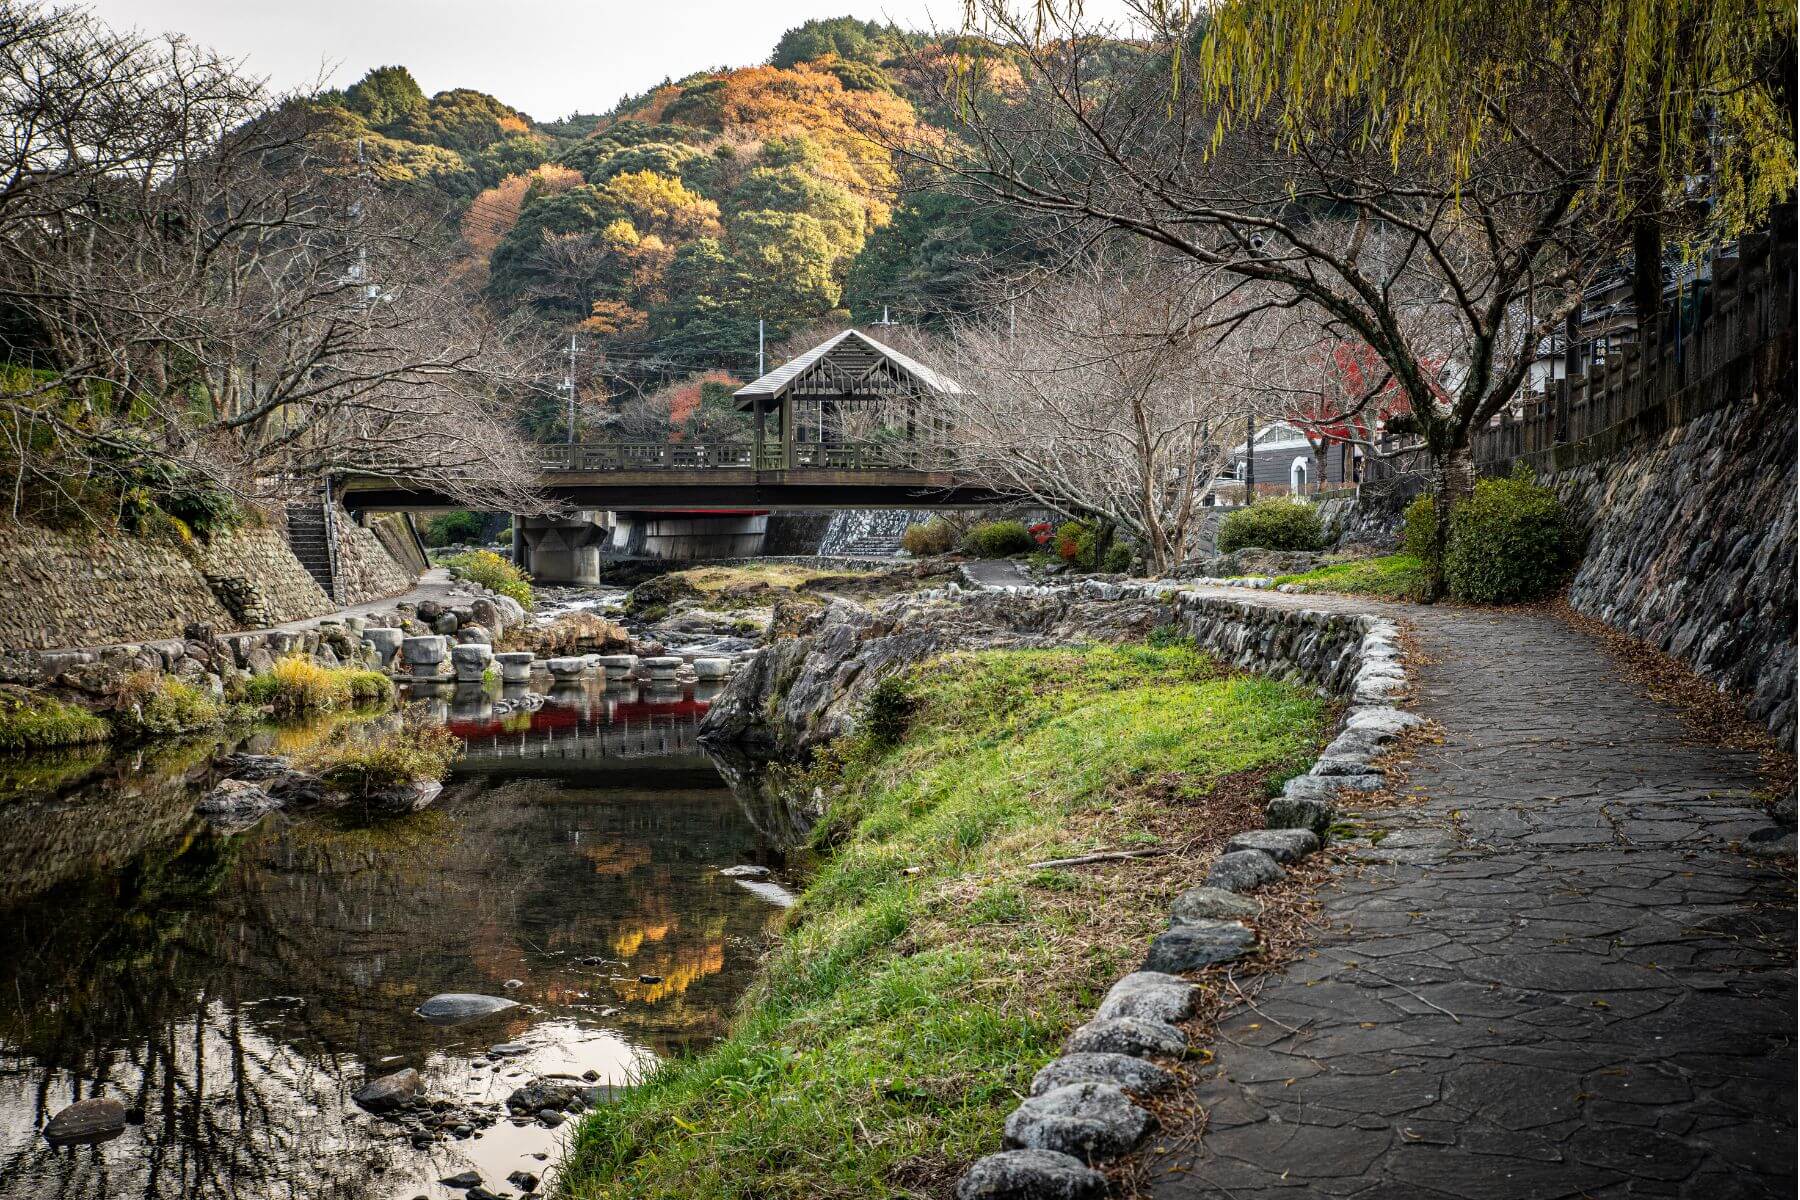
[300,16,1037,409]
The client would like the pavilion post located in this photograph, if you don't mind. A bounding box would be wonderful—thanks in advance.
[752,395,764,472]
[780,389,794,470]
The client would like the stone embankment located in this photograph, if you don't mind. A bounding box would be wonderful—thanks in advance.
[0,509,420,650]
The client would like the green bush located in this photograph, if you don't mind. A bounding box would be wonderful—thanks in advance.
[1218,499,1323,553]
[1054,520,1099,569]
[1100,542,1134,574]
[961,519,1034,557]
[859,674,915,748]
[0,687,110,752]
[899,518,956,557]
[446,549,534,611]
[111,671,223,737]
[1442,469,1569,604]
[423,510,487,547]
[1402,494,1438,560]
[305,709,462,797]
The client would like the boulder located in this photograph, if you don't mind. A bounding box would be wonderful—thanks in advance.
[1063,1016,1186,1058]
[1002,1082,1152,1162]
[1205,849,1285,893]
[505,1078,584,1114]
[1029,1052,1177,1097]
[1142,920,1256,974]
[957,1149,1108,1200]
[1094,972,1195,1023]
[352,1068,422,1113]
[1169,885,1257,923]
[414,993,520,1025]
[1223,828,1321,863]
[1265,795,1334,838]
[42,1097,127,1146]
[455,625,493,647]
[195,779,281,834]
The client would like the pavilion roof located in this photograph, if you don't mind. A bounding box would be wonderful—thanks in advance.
[733,328,962,406]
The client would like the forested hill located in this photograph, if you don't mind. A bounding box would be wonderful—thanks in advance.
[300,17,1041,394]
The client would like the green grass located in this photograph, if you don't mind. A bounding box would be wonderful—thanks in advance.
[303,709,462,797]
[109,670,226,738]
[1274,553,1427,601]
[559,642,1326,1199]
[445,549,535,611]
[0,687,110,753]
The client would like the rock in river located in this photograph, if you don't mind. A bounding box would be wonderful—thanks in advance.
[415,993,520,1025]
[42,1097,127,1146]
[351,1068,422,1113]
[194,778,282,833]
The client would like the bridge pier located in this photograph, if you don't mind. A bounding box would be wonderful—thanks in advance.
[606,511,768,560]
[518,512,607,585]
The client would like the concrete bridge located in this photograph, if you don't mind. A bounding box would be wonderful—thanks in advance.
[337,330,1003,581]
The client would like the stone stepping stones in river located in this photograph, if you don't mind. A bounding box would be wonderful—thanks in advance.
[414,993,520,1025]
[42,1097,127,1146]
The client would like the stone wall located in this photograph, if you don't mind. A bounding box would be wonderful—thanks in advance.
[0,508,421,651]
[333,513,416,606]
[1544,342,1797,743]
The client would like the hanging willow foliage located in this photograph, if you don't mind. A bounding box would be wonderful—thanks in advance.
[993,0,1794,235]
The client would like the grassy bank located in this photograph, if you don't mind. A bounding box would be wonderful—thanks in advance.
[0,687,111,753]
[561,641,1328,1199]
[1274,553,1426,600]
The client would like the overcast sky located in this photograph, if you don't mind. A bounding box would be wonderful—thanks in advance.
[78,1,1049,120]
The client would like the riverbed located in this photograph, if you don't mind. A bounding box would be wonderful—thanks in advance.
[0,678,797,1200]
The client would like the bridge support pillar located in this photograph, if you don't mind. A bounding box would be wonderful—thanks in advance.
[519,511,607,585]
[607,511,768,561]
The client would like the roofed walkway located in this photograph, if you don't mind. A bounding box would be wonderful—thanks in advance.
[1145,599,1794,1198]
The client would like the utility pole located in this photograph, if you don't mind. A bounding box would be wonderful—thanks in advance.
[757,319,765,377]
[562,333,577,444]
[1244,413,1256,499]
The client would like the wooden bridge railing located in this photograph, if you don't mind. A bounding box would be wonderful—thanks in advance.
[538,440,939,473]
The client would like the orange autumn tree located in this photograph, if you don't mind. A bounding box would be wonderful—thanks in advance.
[460,163,583,281]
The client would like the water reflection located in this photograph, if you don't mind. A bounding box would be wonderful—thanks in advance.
[0,683,792,1200]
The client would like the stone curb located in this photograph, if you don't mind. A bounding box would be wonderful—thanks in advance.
[956,580,1414,1198]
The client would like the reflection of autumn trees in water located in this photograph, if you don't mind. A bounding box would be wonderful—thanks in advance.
[0,737,786,1200]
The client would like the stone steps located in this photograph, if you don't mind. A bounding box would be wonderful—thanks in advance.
[284,503,337,600]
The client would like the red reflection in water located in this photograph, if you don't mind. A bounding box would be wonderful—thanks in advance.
[443,686,711,741]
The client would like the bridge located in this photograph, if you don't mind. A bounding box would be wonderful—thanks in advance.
[338,330,1003,513]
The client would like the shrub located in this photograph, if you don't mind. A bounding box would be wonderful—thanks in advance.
[306,709,462,797]
[0,687,110,752]
[961,519,1035,557]
[1100,542,1134,574]
[1442,469,1570,604]
[423,510,486,546]
[446,549,534,611]
[1218,499,1324,553]
[111,671,223,737]
[1054,520,1099,569]
[1402,494,1438,560]
[246,657,394,715]
[899,518,956,557]
[860,674,915,748]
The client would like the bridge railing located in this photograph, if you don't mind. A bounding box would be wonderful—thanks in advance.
[539,440,938,473]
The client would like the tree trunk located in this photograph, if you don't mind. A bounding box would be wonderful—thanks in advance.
[1423,444,1475,603]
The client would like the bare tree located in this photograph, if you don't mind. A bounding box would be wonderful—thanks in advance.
[0,2,549,522]
[932,247,1297,572]
[916,0,1731,594]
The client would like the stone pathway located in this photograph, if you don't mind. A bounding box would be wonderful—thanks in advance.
[1145,601,1796,1199]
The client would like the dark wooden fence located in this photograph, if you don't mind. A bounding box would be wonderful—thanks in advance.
[1361,209,1795,497]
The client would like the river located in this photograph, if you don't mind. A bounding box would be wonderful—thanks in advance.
[0,677,797,1200]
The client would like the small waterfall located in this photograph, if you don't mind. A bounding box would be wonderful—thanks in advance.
[817,509,930,557]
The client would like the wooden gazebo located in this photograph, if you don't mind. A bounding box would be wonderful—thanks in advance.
[734,329,961,471]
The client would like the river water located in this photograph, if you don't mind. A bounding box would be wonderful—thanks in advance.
[0,679,796,1200]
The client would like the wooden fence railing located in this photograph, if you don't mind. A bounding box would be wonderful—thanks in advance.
[537,440,936,473]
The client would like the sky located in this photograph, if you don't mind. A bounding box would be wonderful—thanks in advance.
[78,0,1085,121]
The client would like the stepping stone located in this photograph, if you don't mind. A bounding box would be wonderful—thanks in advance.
[1095,972,1195,1022]
[1205,849,1285,893]
[1224,828,1321,863]
[1030,1052,1177,1097]
[352,1068,421,1113]
[1002,1082,1152,1162]
[956,1149,1107,1199]
[1064,1016,1186,1058]
[1142,920,1256,973]
[1170,885,1257,923]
